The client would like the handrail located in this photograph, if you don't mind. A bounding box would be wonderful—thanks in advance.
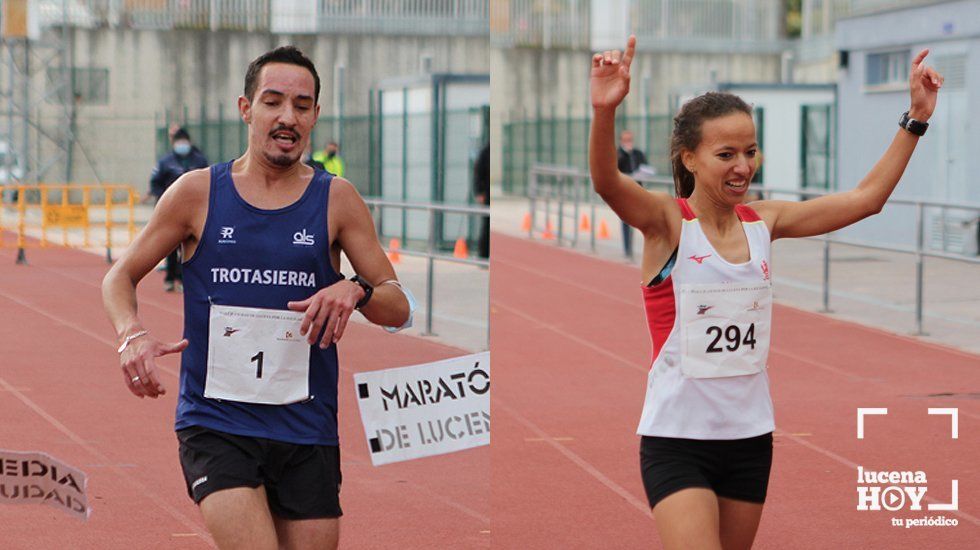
[526,164,980,335]
[362,197,489,347]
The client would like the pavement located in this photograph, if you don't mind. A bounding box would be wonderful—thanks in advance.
[491,192,980,356]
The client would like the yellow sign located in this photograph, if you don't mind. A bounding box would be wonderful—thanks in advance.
[43,205,89,227]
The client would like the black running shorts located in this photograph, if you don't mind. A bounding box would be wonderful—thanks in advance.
[640,432,773,509]
[177,425,343,519]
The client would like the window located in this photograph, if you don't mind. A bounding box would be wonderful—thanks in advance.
[865,51,909,87]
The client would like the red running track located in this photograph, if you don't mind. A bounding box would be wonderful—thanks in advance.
[490,232,979,549]
[0,243,488,549]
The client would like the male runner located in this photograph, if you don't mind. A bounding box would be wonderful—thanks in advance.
[102,46,412,550]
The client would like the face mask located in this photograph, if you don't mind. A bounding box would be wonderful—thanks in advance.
[326,151,336,159]
[173,142,191,156]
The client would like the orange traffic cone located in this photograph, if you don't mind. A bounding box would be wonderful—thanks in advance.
[598,220,610,240]
[388,238,402,263]
[453,237,469,259]
[541,219,556,240]
[521,212,532,232]
[580,213,591,231]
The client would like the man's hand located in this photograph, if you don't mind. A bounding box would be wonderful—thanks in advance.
[908,49,943,122]
[120,337,188,398]
[591,35,636,112]
[288,280,366,348]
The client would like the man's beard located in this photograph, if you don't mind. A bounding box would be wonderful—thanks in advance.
[264,150,298,167]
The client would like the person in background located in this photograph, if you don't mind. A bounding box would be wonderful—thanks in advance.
[474,143,490,259]
[313,140,344,177]
[148,127,209,292]
[304,141,326,171]
[617,130,648,260]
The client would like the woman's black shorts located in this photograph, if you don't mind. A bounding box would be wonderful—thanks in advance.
[640,432,773,509]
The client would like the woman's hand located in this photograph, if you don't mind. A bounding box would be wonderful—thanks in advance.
[908,49,943,122]
[591,35,636,112]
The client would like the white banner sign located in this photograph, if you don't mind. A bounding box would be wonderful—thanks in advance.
[0,450,89,520]
[354,352,489,466]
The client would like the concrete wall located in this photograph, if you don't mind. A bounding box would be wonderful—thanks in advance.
[490,44,782,189]
[835,0,980,249]
[25,28,488,193]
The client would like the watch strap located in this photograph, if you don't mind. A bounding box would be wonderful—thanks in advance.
[350,275,374,309]
[899,111,928,136]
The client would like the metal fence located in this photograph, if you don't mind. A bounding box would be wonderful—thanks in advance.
[364,198,489,348]
[502,109,672,194]
[526,164,980,335]
[490,0,591,49]
[41,0,490,35]
[491,0,785,52]
[631,0,786,53]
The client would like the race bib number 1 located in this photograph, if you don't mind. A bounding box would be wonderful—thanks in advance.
[679,281,772,379]
[205,304,311,405]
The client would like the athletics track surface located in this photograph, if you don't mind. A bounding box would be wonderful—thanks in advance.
[0,242,488,549]
[491,232,979,549]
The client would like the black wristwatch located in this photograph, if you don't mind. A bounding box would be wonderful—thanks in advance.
[349,275,374,309]
[899,111,928,136]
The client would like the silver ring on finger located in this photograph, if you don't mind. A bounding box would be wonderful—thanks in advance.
[132,375,141,383]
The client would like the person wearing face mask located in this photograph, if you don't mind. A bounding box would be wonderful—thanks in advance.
[148,127,210,291]
[313,140,345,177]
[617,130,648,259]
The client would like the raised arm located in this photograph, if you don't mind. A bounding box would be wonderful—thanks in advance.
[754,49,943,240]
[589,35,676,237]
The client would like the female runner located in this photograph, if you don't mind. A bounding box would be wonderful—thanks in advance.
[589,36,943,549]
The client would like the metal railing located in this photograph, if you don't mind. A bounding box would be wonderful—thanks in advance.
[631,0,787,54]
[363,198,489,347]
[527,164,980,335]
[491,0,786,52]
[40,0,490,35]
[491,0,591,49]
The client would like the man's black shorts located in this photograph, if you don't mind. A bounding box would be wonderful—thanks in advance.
[177,425,342,519]
[640,432,773,509]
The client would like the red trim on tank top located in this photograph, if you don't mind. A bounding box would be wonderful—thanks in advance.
[642,274,676,364]
[735,203,762,222]
[678,197,761,223]
[677,198,696,220]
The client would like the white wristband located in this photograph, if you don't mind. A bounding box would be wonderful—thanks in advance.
[117,329,149,354]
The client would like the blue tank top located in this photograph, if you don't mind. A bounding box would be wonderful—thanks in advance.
[175,160,343,445]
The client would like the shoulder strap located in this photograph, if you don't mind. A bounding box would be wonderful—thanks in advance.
[676,198,696,221]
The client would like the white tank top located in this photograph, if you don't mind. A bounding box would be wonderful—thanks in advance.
[636,198,775,440]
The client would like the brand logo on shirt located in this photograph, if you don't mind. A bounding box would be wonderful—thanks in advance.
[218,226,237,244]
[689,253,712,264]
[191,476,208,491]
[746,301,763,312]
[293,229,315,246]
[761,260,770,281]
[223,327,240,337]
[697,305,714,315]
